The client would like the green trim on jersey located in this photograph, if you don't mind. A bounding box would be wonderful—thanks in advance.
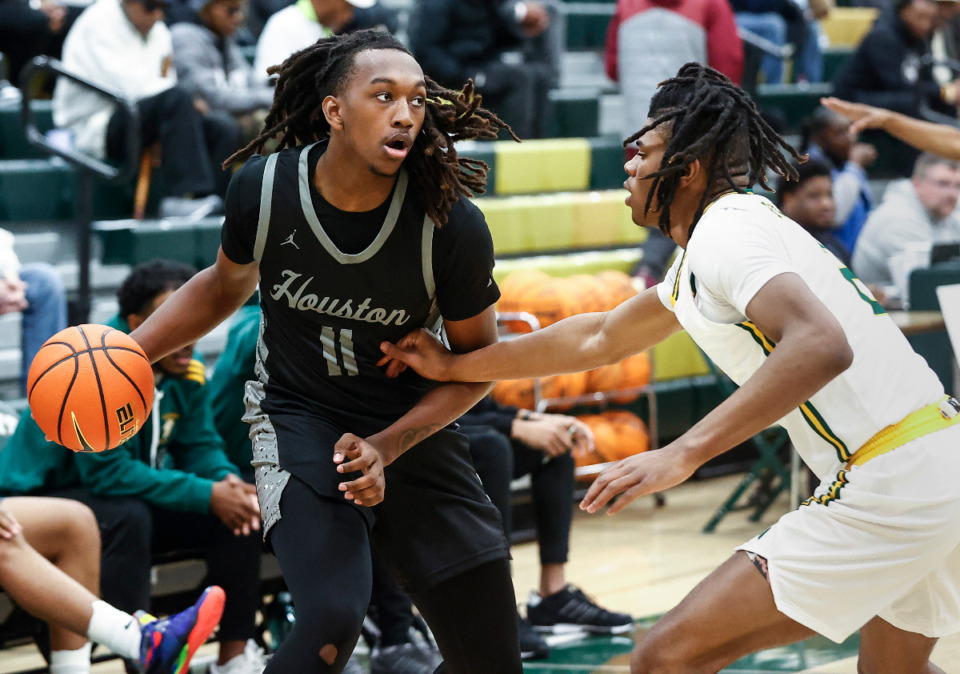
[735,320,776,354]
[802,469,849,507]
[799,401,850,461]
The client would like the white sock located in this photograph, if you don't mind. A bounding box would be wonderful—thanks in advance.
[49,642,92,674]
[86,600,142,661]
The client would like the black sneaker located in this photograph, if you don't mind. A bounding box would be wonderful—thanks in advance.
[527,586,634,635]
[517,614,550,661]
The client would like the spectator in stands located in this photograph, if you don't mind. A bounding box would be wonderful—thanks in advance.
[207,303,440,674]
[0,227,67,395]
[53,0,240,218]
[853,152,960,284]
[0,0,81,89]
[776,157,852,265]
[253,0,398,84]
[0,260,265,674]
[801,106,876,253]
[0,495,224,674]
[834,0,957,120]
[460,399,634,661]
[170,0,275,143]
[408,0,558,139]
[604,0,744,146]
[730,0,807,84]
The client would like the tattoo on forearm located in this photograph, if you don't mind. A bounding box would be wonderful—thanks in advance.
[398,424,442,452]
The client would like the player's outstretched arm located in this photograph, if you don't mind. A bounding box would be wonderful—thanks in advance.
[379,286,682,383]
[822,96,960,159]
[360,306,500,468]
[130,248,259,364]
[581,272,853,515]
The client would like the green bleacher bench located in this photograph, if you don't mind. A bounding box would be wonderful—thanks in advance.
[0,158,75,221]
[822,46,854,83]
[545,90,600,137]
[0,100,54,160]
[562,2,614,51]
[94,216,223,269]
[753,82,834,133]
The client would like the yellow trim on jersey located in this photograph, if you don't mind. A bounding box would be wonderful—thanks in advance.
[738,321,776,354]
[670,250,687,307]
[802,469,849,507]
[184,359,206,385]
[799,402,850,461]
[846,396,960,467]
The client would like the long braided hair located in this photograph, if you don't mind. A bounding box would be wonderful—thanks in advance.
[223,29,516,226]
[626,62,804,236]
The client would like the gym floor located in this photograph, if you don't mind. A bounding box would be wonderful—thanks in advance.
[1,472,958,673]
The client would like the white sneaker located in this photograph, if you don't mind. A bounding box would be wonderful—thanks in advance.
[159,194,224,220]
[208,640,267,674]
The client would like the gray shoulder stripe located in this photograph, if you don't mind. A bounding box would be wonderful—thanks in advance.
[421,213,435,299]
[254,153,279,264]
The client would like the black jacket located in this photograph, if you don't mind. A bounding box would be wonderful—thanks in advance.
[833,9,949,117]
[408,0,526,88]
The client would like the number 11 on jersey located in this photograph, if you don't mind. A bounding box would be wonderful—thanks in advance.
[321,326,359,376]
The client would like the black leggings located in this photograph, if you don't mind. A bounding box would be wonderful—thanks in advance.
[267,477,521,673]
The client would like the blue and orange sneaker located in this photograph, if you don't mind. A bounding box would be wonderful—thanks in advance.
[137,585,226,673]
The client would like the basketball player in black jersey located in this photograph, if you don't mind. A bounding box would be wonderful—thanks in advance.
[125,29,524,674]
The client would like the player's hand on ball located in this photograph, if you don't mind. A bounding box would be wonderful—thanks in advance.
[580,445,698,515]
[334,433,386,507]
[210,474,261,536]
[379,329,454,381]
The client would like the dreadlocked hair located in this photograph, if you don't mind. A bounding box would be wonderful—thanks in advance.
[625,62,804,236]
[223,28,517,226]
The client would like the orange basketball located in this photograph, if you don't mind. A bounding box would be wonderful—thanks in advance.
[492,372,590,411]
[497,270,551,332]
[567,274,607,314]
[610,352,652,403]
[525,278,583,328]
[579,414,620,466]
[585,363,623,394]
[595,270,638,309]
[599,410,650,461]
[27,324,155,453]
[572,414,607,480]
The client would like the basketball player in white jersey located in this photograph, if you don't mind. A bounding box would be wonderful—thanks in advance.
[381,63,960,673]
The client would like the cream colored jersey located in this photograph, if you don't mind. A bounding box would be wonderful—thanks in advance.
[657,193,945,479]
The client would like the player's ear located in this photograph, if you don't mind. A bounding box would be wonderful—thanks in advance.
[322,95,344,130]
[680,158,702,187]
[127,313,144,330]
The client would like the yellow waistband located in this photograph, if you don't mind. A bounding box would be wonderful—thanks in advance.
[846,396,960,468]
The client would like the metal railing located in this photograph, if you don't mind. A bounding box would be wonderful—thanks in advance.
[18,55,141,323]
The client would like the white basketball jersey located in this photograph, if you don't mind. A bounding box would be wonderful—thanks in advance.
[657,193,945,478]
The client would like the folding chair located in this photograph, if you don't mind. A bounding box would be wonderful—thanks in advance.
[700,354,792,533]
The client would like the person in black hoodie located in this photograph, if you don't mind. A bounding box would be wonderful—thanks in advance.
[834,0,956,119]
[408,0,557,139]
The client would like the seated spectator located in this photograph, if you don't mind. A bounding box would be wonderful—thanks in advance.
[170,0,275,143]
[605,0,744,145]
[0,260,265,674]
[253,0,398,83]
[0,0,81,88]
[730,0,807,84]
[853,152,960,285]
[459,399,634,660]
[53,0,240,218]
[408,0,557,139]
[801,106,876,253]
[776,157,852,265]
[207,303,439,674]
[0,496,223,674]
[0,227,67,394]
[834,0,956,120]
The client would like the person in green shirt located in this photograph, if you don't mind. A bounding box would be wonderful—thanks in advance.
[0,259,266,674]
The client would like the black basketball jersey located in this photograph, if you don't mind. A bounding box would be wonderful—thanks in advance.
[221,143,500,427]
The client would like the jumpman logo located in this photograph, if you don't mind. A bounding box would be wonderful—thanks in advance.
[282,230,299,249]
